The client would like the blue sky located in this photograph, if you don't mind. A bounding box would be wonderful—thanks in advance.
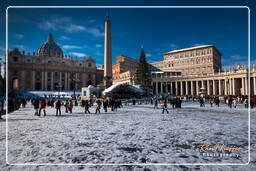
[0,0,255,68]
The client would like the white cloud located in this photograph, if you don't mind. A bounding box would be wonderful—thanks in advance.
[96,44,102,48]
[88,19,96,23]
[95,51,103,56]
[62,45,82,50]
[169,43,178,50]
[59,36,70,40]
[69,52,87,57]
[146,53,152,57]
[230,54,247,60]
[38,16,104,37]
[14,34,24,39]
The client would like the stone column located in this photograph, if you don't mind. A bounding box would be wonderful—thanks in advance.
[160,82,163,94]
[245,76,248,95]
[51,72,54,90]
[232,78,235,95]
[207,80,210,95]
[254,77,256,95]
[60,72,62,89]
[41,71,44,90]
[175,81,178,95]
[45,71,48,90]
[32,71,35,90]
[65,72,68,90]
[224,79,227,96]
[213,80,216,95]
[156,82,158,94]
[241,77,244,95]
[229,78,232,95]
[196,81,199,95]
[166,82,168,93]
[180,81,183,96]
[170,82,173,95]
[185,81,188,95]
[191,81,194,96]
[67,73,70,90]
[219,79,221,95]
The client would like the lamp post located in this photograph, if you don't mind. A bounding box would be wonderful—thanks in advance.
[70,74,81,100]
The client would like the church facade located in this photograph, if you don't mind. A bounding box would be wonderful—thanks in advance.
[8,33,103,92]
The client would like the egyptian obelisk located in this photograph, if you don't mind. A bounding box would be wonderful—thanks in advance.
[104,11,112,88]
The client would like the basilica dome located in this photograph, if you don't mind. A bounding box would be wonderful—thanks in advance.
[37,33,63,57]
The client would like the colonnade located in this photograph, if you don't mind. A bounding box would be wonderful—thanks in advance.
[152,76,255,96]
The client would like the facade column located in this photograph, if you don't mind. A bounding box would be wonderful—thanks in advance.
[45,71,48,90]
[41,72,44,90]
[213,80,216,95]
[241,77,245,95]
[254,77,256,95]
[229,78,232,95]
[156,82,158,94]
[191,81,194,96]
[185,81,188,95]
[196,81,199,95]
[207,80,210,95]
[180,81,183,96]
[67,73,70,90]
[60,72,62,90]
[224,79,227,96]
[170,82,173,95]
[51,72,54,90]
[32,71,35,90]
[166,82,168,93]
[65,72,68,90]
[160,82,163,94]
[219,79,222,96]
[175,81,178,96]
[245,76,248,95]
[232,78,235,96]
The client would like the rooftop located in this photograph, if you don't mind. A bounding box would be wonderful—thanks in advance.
[163,45,213,54]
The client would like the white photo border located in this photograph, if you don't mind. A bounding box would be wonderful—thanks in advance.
[5,6,251,166]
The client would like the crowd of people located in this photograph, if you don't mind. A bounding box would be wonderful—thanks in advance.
[0,95,255,119]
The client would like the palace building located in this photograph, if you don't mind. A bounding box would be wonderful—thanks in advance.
[8,33,103,92]
[111,45,256,96]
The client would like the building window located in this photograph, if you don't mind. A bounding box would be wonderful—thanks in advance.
[88,63,92,67]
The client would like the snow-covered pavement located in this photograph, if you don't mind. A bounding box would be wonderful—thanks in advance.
[0,102,255,170]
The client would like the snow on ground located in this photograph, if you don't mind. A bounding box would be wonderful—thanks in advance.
[0,102,255,170]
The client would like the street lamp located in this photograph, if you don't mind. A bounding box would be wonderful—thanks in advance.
[70,74,81,100]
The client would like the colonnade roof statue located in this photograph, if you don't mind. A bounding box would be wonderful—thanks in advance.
[37,33,64,58]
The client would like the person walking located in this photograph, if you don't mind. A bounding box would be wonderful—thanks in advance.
[64,100,69,113]
[33,98,40,116]
[68,100,73,113]
[154,98,158,109]
[95,99,101,114]
[55,100,62,116]
[84,100,91,114]
[209,97,213,107]
[162,99,169,114]
[39,99,47,117]
[103,99,108,112]
[233,97,237,108]
[228,97,233,109]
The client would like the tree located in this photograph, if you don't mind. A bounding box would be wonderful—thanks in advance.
[136,47,152,96]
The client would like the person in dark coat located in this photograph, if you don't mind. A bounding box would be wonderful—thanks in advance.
[95,99,101,114]
[162,99,169,114]
[84,100,90,114]
[33,98,40,116]
[55,100,62,116]
[103,99,108,112]
[64,100,69,113]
